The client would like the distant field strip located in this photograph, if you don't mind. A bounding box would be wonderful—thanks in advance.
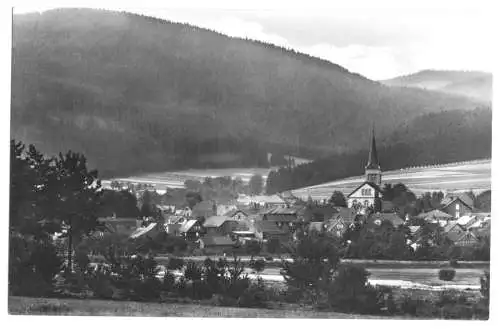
[292,159,491,199]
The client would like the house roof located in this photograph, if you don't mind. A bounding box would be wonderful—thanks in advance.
[347,181,384,197]
[442,220,460,233]
[130,223,157,239]
[445,224,466,242]
[201,235,235,247]
[444,193,474,209]
[224,209,248,218]
[441,196,473,211]
[416,209,453,220]
[254,220,290,235]
[330,207,357,224]
[308,222,326,233]
[368,213,404,227]
[179,219,199,233]
[192,201,215,217]
[203,216,233,228]
[455,231,479,244]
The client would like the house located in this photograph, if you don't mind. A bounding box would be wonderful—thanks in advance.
[130,222,159,239]
[367,213,405,228]
[454,231,480,247]
[216,203,238,216]
[442,221,466,243]
[324,208,359,237]
[203,216,238,235]
[224,209,249,221]
[307,221,327,234]
[198,235,235,254]
[261,206,304,231]
[179,219,205,241]
[253,220,292,242]
[164,223,181,236]
[440,195,473,219]
[416,209,453,223]
[97,217,140,235]
[237,194,287,209]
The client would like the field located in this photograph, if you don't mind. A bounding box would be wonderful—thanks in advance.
[101,159,490,196]
[8,296,393,318]
[291,159,491,199]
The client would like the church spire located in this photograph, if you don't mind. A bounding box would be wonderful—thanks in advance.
[366,125,380,170]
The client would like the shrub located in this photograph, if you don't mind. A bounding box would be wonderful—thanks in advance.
[167,257,185,271]
[249,258,266,274]
[238,278,269,308]
[281,233,341,305]
[327,264,384,314]
[184,261,203,281]
[438,269,456,281]
[162,271,176,292]
[9,236,63,297]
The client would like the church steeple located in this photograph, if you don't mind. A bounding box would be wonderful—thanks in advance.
[366,125,380,170]
[365,125,382,186]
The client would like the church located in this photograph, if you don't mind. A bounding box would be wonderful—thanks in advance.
[347,127,384,213]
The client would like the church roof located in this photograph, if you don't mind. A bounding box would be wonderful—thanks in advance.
[347,181,384,197]
[365,126,380,170]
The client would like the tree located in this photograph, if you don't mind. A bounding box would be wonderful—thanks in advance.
[186,191,203,209]
[328,191,347,207]
[248,174,264,195]
[47,151,102,273]
[281,232,341,304]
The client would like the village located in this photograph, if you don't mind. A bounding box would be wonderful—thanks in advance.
[98,129,491,259]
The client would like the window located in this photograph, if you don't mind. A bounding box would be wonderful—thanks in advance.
[361,188,372,196]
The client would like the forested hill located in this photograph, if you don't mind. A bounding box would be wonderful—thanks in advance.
[380,70,492,103]
[266,107,492,194]
[11,9,481,178]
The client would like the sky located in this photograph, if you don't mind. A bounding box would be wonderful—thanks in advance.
[12,1,496,80]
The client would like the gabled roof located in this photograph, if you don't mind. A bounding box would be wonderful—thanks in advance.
[347,181,383,197]
[442,220,461,233]
[368,213,404,227]
[455,231,479,244]
[130,223,157,239]
[330,207,357,224]
[179,219,199,233]
[445,224,466,242]
[416,209,453,220]
[444,193,474,209]
[203,216,233,228]
[224,209,248,218]
[440,196,473,210]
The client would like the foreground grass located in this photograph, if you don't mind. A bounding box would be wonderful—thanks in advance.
[9,296,396,318]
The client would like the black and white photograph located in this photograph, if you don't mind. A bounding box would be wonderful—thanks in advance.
[5,0,496,320]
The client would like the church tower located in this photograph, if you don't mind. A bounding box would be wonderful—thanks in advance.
[365,126,382,186]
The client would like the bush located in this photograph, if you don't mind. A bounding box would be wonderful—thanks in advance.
[438,269,456,281]
[238,278,269,308]
[9,236,63,297]
[281,233,341,305]
[249,258,266,273]
[327,264,384,314]
[167,257,185,271]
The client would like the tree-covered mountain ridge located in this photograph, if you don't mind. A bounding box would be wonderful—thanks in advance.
[11,8,484,178]
[380,70,492,103]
